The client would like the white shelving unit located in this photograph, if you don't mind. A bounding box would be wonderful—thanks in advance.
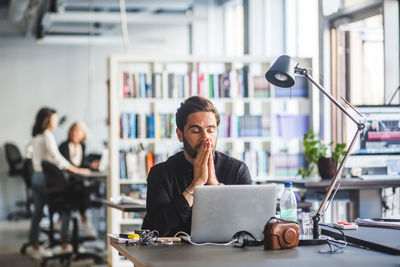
[107,55,313,266]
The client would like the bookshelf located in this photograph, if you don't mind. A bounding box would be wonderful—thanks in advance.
[107,55,313,266]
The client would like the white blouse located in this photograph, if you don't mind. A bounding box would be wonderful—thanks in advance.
[31,129,71,172]
[68,142,83,167]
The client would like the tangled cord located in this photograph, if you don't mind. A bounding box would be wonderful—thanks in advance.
[319,224,347,254]
[125,230,159,246]
[140,230,159,245]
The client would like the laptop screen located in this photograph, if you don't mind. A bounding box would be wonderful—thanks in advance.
[191,184,277,243]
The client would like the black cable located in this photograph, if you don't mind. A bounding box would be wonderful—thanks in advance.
[319,224,347,254]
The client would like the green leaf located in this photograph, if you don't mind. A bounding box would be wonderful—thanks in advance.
[298,129,346,178]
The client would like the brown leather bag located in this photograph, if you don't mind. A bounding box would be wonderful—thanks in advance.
[263,217,300,250]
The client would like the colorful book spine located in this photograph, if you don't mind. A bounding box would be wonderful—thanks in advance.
[122,69,275,99]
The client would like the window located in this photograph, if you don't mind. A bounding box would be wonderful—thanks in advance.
[336,14,384,105]
[223,0,244,56]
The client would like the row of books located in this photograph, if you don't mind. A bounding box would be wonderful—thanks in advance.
[122,211,146,220]
[120,113,175,139]
[121,70,271,99]
[238,115,271,137]
[120,184,147,201]
[242,150,269,178]
[120,183,147,204]
[119,147,310,180]
[120,112,271,140]
[119,149,271,180]
[273,152,305,177]
[120,150,159,180]
[275,76,309,97]
[276,114,309,139]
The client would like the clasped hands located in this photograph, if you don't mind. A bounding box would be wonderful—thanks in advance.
[190,137,219,189]
[184,138,218,206]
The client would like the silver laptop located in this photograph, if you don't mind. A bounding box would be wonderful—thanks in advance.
[190,184,277,243]
[98,148,108,172]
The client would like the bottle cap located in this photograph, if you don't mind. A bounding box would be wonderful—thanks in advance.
[284,182,292,188]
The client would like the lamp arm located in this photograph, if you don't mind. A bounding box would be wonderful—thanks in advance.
[294,66,366,239]
[316,126,363,216]
[387,85,400,105]
[312,126,363,239]
[295,67,361,126]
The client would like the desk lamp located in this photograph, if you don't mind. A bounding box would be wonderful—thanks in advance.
[265,55,366,245]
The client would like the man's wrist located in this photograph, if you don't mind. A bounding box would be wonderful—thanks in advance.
[185,187,194,196]
[207,177,219,185]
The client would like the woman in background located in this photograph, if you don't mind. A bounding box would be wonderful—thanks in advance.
[58,122,97,236]
[27,108,90,260]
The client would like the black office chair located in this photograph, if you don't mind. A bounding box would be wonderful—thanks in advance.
[4,143,32,220]
[39,160,103,267]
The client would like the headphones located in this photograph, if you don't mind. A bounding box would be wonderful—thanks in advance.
[232,231,263,248]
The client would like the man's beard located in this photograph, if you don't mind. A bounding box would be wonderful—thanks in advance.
[183,136,217,159]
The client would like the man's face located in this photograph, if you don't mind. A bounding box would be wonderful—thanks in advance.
[177,112,218,159]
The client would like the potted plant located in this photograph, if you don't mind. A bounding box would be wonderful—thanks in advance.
[298,130,347,179]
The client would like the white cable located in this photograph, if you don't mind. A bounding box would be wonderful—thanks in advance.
[119,0,130,50]
[174,231,234,246]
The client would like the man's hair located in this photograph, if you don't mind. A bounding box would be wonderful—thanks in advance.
[175,96,220,132]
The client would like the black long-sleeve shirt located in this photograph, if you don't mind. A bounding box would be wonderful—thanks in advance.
[142,150,252,236]
[59,141,88,168]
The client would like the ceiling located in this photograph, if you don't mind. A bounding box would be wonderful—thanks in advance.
[4,0,199,43]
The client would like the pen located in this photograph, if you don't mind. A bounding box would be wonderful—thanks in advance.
[119,233,140,240]
[372,218,400,222]
[156,237,181,242]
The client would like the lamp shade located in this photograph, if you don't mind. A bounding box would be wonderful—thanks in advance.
[265,55,295,88]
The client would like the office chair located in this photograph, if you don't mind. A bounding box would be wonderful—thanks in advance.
[4,143,32,220]
[40,160,104,267]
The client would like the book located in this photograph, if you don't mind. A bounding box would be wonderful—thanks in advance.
[153,73,162,98]
[139,73,146,98]
[355,218,400,229]
[119,151,127,179]
[253,75,270,97]
[168,73,175,98]
[146,153,154,175]
[125,151,137,179]
[122,72,131,98]
[145,72,153,98]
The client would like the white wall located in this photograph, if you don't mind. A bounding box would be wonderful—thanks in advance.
[0,22,193,219]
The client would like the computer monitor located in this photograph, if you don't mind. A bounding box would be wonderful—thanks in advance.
[348,105,400,155]
[345,105,400,173]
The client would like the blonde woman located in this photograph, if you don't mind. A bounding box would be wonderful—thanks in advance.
[58,122,97,236]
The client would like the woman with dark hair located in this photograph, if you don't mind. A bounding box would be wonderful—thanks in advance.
[27,107,91,260]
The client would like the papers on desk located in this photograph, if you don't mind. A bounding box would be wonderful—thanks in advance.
[108,234,139,244]
[355,218,400,229]
[358,175,400,181]
[110,195,146,205]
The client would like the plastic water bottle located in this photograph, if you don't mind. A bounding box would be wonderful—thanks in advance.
[280,182,297,222]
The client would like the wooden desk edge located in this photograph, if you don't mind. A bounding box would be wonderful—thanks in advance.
[110,239,152,267]
[102,200,125,212]
[102,200,146,212]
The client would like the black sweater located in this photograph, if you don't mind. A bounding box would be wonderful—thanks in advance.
[59,141,87,168]
[142,151,252,236]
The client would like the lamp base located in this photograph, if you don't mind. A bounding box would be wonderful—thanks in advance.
[298,235,329,246]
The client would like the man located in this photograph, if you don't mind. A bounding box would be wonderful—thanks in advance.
[142,96,252,236]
